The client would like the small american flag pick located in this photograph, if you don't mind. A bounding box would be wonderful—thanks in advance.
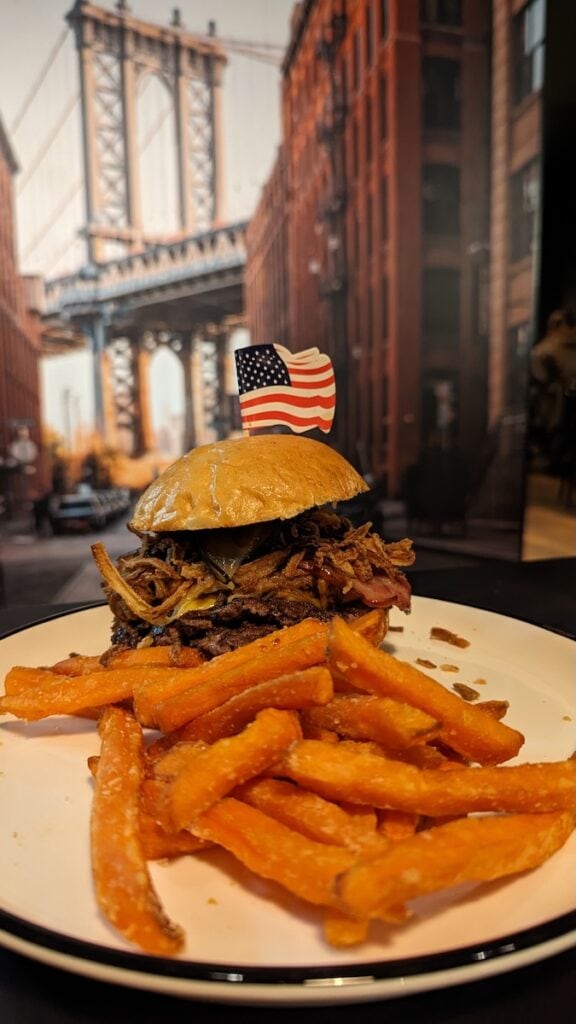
[234,343,336,434]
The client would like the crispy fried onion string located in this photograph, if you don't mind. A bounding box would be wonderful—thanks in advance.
[91,542,200,626]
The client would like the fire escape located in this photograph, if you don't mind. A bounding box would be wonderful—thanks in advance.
[315,4,350,455]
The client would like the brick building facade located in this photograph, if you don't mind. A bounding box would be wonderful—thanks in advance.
[0,115,48,517]
[246,0,544,506]
[490,0,544,422]
[245,147,290,347]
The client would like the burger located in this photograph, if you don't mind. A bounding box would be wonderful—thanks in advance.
[92,435,415,658]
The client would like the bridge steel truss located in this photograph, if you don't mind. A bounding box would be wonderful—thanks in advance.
[102,324,241,457]
[52,3,239,454]
[67,0,227,264]
[44,222,247,456]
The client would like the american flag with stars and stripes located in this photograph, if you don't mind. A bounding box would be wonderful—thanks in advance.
[234,344,336,434]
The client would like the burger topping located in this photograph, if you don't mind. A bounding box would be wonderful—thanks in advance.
[94,509,414,641]
[197,523,272,583]
[91,543,193,623]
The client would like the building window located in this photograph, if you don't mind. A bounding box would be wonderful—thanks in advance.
[367,192,373,257]
[420,0,463,26]
[380,175,388,241]
[507,322,531,408]
[367,281,374,353]
[421,374,458,444]
[366,2,374,66]
[513,0,545,105]
[422,164,460,235]
[355,293,362,342]
[381,274,389,339]
[350,211,361,270]
[509,160,540,262]
[379,70,387,139]
[422,57,461,131]
[352,118,360,179]
[472,262,489,339]
[422,268,460,339]
[365,92,373,163]
[380,0,389,39]
[352,29,361,92]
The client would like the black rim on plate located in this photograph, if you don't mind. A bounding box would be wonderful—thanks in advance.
[1,904,575,986]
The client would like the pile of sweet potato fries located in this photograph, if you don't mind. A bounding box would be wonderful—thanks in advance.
[1,610,574,956]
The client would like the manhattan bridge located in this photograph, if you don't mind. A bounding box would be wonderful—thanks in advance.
[14,0,285,456]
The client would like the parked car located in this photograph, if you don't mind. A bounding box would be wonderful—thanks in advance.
[47,486,132,534]
[109,487,131,517]
[48,490,107,533]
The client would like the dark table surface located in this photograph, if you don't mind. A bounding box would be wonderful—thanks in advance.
[0,558,575,1023]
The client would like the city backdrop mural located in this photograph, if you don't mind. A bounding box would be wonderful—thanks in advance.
[1,0,573,607]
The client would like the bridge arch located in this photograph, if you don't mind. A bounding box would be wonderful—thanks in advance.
[136,72,179,239]
[149,344,185,457]
[67,0,227,263]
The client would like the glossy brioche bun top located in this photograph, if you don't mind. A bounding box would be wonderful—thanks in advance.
[130,434,368,533]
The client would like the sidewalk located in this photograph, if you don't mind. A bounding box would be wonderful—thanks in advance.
[0,517,132,607]
[53,556,111,603]
[523,473,576,560]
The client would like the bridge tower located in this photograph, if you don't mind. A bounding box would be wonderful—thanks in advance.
[61,1,239,457]
[67,0,227,265]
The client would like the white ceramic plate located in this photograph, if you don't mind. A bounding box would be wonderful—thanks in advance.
[0,599,574,1005]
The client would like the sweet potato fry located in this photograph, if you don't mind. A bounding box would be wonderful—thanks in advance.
[281,739,576,815]
[477,700,510,721]
[5,646,203,698]
[328,611,389,693]
[2,687,106,719]
[90,758,210,860]
[328,617,525,764]
[3,606,572,957]
[108,645,204,669]
[191,796,355,906]
[139,777,211,860]
[235,777,387,854]
[323,911,370,947]
[1,661,203,720]
[302,694,441,752]
[3,667,110,707]
[50,655,104,676]
[377,808,419,841]
[391,743,459,770]
[177,666,333,743]
[336,737,394,759]
[133,617,328,728]
[139,815,212,861]
[170,708,303,830]
[151,740,208,779]
[301,723,341,743]
[350,609,388,646]
[155,628,329,733]
[91,706,184,954]
[3,665,82,696]
[0,666,153,720]
[337,811,575,922]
